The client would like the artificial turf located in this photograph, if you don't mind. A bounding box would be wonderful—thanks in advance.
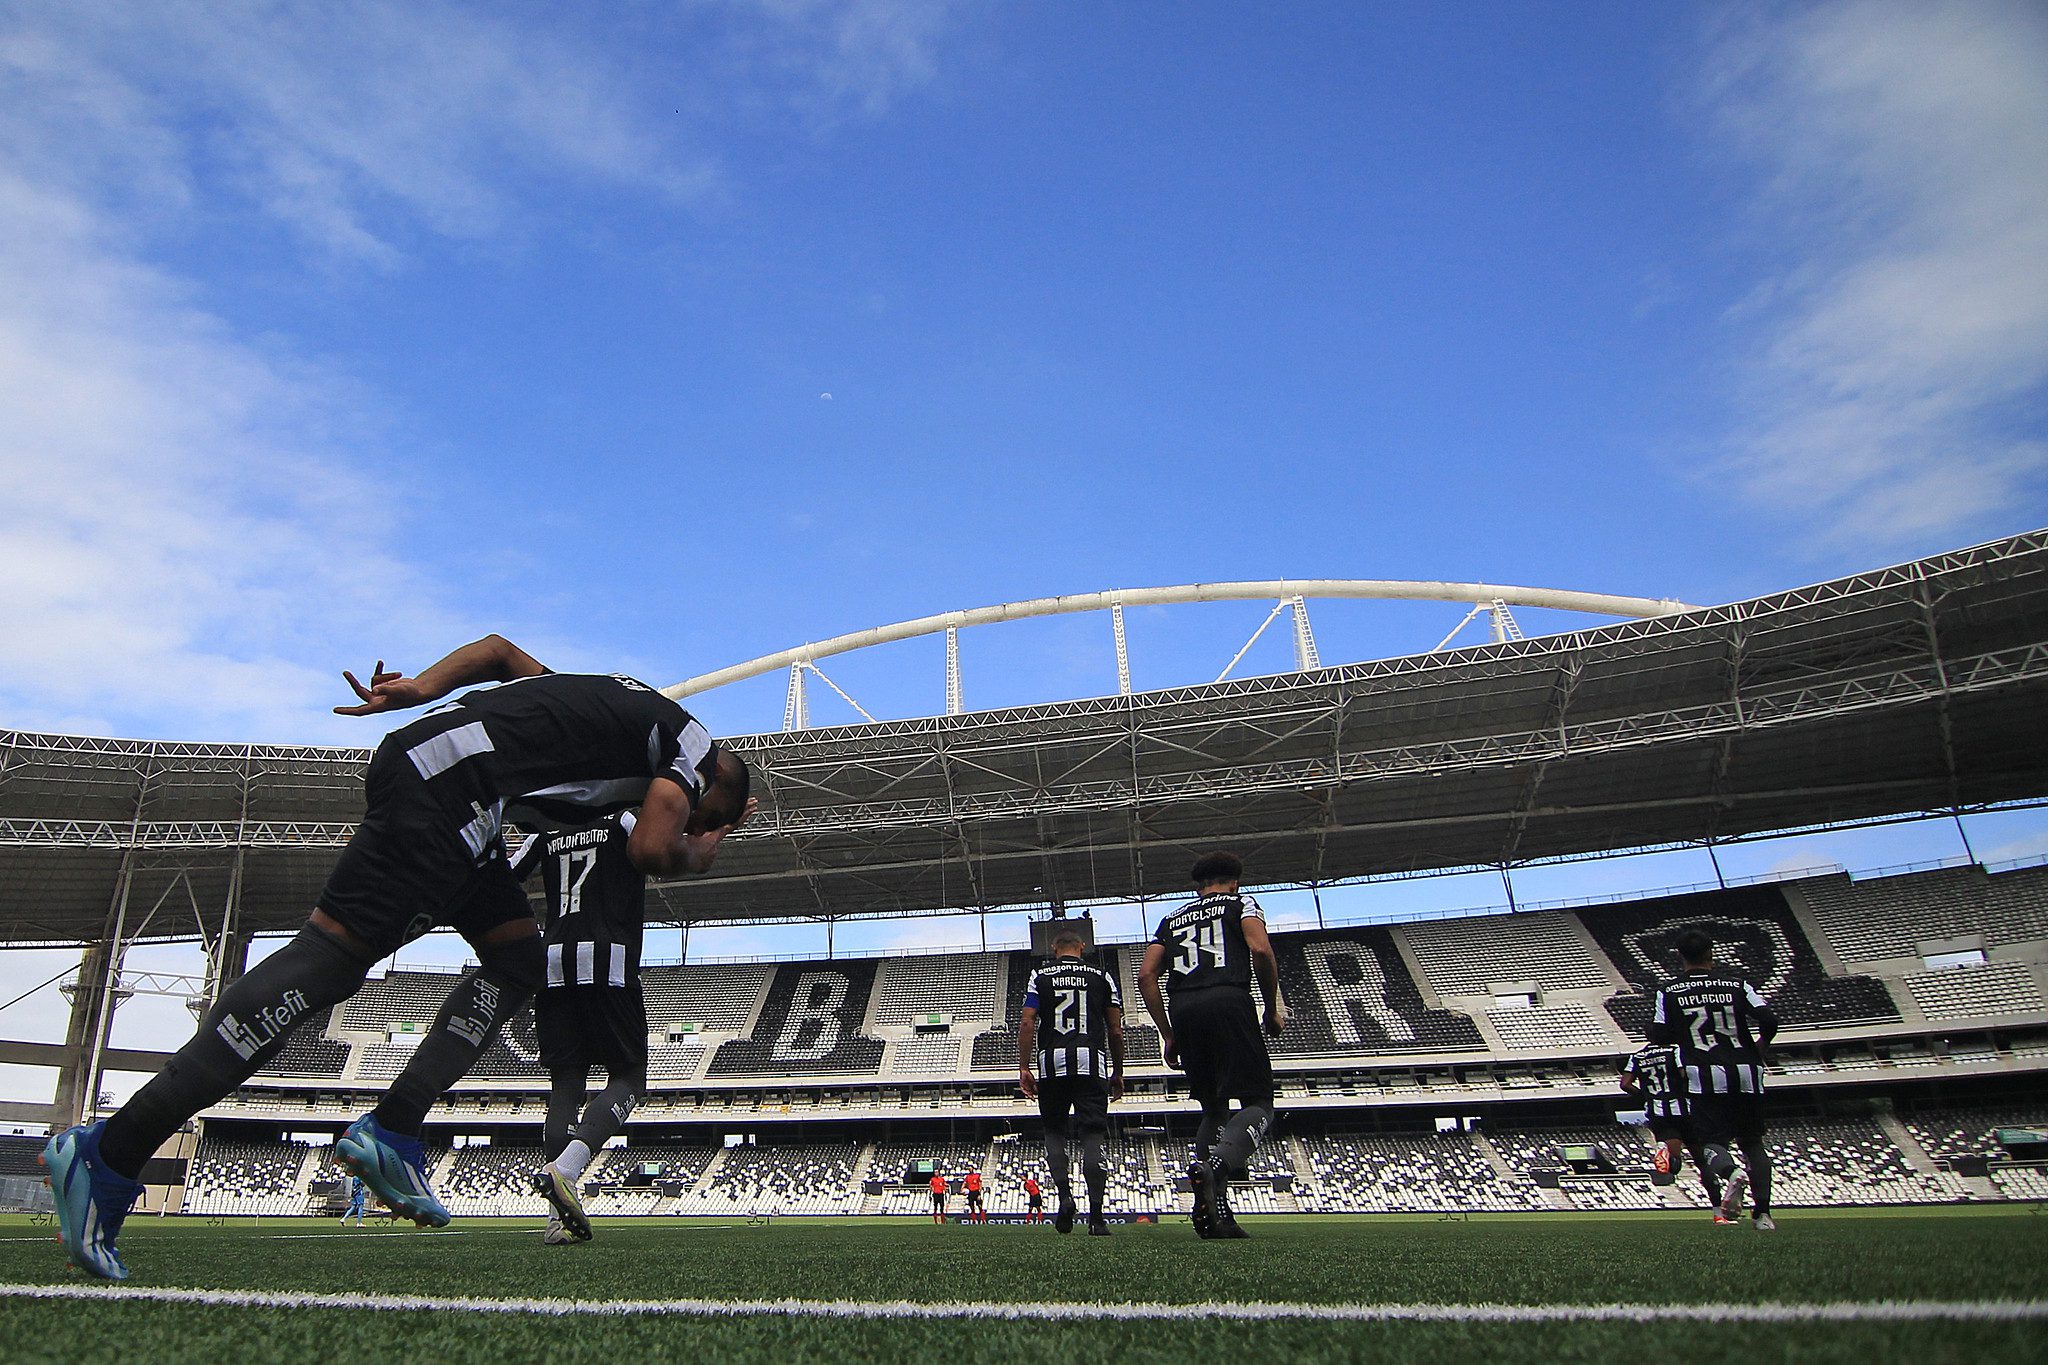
[1,1208,2044,1364]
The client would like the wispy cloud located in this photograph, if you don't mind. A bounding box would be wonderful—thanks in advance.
[0,2,958,742]
[1701,0,2048,547]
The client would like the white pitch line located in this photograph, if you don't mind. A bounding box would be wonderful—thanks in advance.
[261,1229,468,1240]
[0,1284,2042,1325]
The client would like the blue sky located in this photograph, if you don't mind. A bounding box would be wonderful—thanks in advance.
[1,1,2045,1102]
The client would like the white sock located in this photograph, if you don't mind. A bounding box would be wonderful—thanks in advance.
[554,1140,594,1183]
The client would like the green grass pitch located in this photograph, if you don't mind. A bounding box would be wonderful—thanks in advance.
[1,1209,2044,1364]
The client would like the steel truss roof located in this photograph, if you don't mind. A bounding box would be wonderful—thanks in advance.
[3,530,2045,944]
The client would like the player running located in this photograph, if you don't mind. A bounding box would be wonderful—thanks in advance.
[42,635,753,1281]
[1619,1041,1721,1207]
[929,1171,949,1224]
[963,1168,986,1223]
[1138,851,1283,1240]
[1648,929,1780,1230]
[1018,929,1124,1236]
[1024,1174,1044,1224]
[516,811,655,1245]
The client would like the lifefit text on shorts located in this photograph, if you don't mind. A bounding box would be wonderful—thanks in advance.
[447,978,502,1047]
[216,989,313,1062]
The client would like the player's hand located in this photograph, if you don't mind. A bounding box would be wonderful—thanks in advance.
[1109,1073,1124,1102]
[1018,1067,1037,1098]
[1264,1002,1286,1038]
[734,796,760,828]
[1162,1031,1180,1069]
[335,662,430,715]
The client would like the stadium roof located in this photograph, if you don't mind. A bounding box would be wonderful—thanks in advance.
[2,529,2045,945]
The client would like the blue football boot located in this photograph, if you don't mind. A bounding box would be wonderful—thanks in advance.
[334,1114,450,1228]
[43,1121,141,1281]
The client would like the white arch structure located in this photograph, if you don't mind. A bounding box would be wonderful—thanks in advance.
[665,580,1701,729]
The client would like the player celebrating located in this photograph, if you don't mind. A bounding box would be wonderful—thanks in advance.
[963,1168,986,1223]
[516,811,654,1245]
[1018,928,1125,1236]
[928,1170,949,1224]
[1023,1174,1044,1224]
[1619,1041,1720,1207]
[42,635,753,1281]
[1648,929,1780,1230]
[1138,851,1283,1240]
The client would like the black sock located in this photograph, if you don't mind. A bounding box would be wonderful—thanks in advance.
[543,1069,585,1162]
[1213,1103,1273,1177]
[99,924,371,1178]
[1740,1141,1773,1217]
[572,1072,644,1150]
[371,949,536,1136]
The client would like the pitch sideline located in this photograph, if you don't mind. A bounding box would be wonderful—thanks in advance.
[0,1283,2044,1324]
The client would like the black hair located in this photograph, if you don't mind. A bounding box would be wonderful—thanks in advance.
[1190,850,1243,887]
[1050,929,1086,950]
[690,746,752,829]
[1675,929,1714,967]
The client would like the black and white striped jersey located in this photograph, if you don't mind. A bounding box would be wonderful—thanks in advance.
[511,813,647,988]
[1022,958,1122,1080]
[1648,971,1779,1096]
[389,671,716,861]
[1151,892,1263,995]
[1621,1044,1689,1119]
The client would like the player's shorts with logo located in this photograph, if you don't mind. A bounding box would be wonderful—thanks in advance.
[535,982,649,1078]
[317,715,531,956]
[1171,985,1274,1106]
[1688,1093,1767,1147]
[1037,1076,1111,1138]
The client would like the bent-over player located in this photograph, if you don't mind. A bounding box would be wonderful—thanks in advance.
[1138,851,1284,1240]
[1018,929,1124,1235]
[1648,929,1779,1230]
[43,635,752,1280]
[515,811,654,1244]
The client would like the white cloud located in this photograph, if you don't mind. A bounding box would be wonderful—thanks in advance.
[0,2,957,742]
[1702,0,2048,547]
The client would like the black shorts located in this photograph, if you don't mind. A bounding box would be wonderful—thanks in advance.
[536,983,649,1080]
[930,1191,946,1208]
[1027,1192,1043,1209]
[1648,1115,1689,1144]
[966,1188,983,1208]
[1688,1093,1767,1148]
[317,723,531,956]
[1170,986,1274,1107]
[1037,1076,1110,1139]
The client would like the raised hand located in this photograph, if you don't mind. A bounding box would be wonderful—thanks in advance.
[334,661,431,716]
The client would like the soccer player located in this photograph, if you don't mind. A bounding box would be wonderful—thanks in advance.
[1018,928,1124,1236]
[1619,1041,1721,1206]
[1024,1174,1044,1224]
[928,1170,949,1224]
[42,635,754,1280]
[514,810,653,1245]
[341,1174,367,1226]
[1647,929,1780,1230]
[1137,851,1283,1240]
[963,1167,986,1223]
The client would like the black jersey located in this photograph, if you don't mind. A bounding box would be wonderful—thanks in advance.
[1152,892,1264,995]
[512,812,647,987]
[1621,1044,1689,1120]
[1648,971,1779,1095]
[392,671,715,855]
[1022,958,1122,1080]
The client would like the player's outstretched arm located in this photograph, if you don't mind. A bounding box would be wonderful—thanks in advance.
[334,634,546,715]
[628,778,756,877]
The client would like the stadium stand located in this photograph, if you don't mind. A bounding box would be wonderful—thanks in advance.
[683,1142,863,1216]
[1484,1003,1615,1051]
[1401,911,1611,996]
[181,1138,315,1216]
[1294,1132,1546,1213]
[984,1136,1171,1215]
[338,971,458,1032]
[642,963,773,1034]
[1269,927,1486,1056]
[251,1008,352,1077]
[1759,1121,1968,1207]
[1579,886,1898,1035]
[872,952,1003,1029]
[0,1136,45,1176]
[1906,1106,2048,1164]
[1900,962,2045,1021]
[707,961,887,1077]
[1797,864,2048,964]
[438,1144,548,1217]
[968,951,1036,1071]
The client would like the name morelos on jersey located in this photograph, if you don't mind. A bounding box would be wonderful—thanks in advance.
[511,811,647,988]
[1023,960,1121,1080]
[1152,891,1264,994]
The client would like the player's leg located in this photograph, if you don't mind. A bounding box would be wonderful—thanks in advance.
[1737,1100,1774,1230]
[1074,1083,1111,1234]
[50,918,375,1280]
[1040,1084,1079,1233]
